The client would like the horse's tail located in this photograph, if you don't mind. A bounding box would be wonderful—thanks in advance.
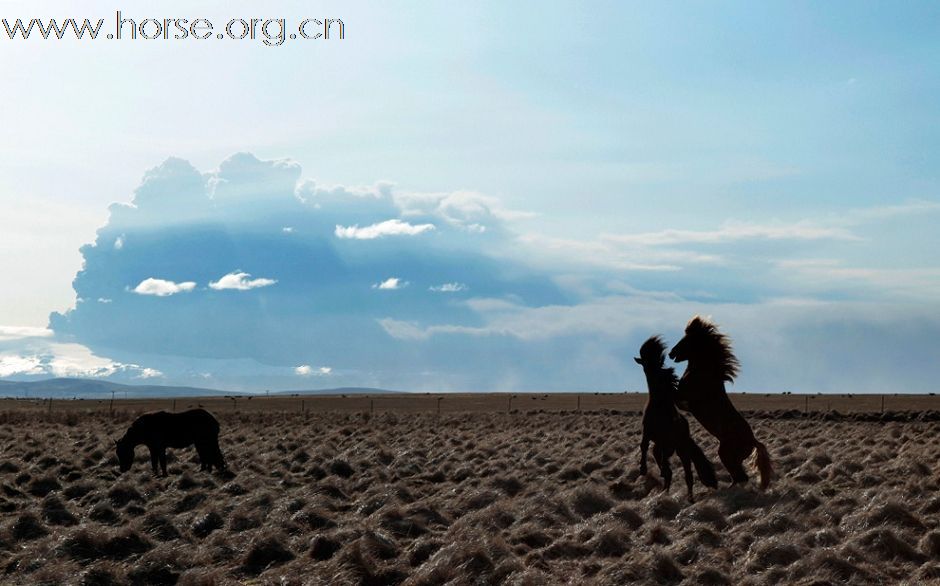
[684,437,718,488]
[754,438,774,490]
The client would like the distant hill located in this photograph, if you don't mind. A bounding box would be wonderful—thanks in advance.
[0,378,229,399]
[269,387,400,396]
[0,378,398,399]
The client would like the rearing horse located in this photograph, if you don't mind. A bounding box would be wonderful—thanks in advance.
[669,316,773,489]
[636,336,718,502]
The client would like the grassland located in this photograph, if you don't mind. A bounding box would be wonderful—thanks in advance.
[1,393,939,584]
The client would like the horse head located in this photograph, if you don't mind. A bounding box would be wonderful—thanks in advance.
[669,315,739,382]
[668,316,706,363]
[115,435,134,473]
[634,335,667,369]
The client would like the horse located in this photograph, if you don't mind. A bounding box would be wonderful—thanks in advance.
[669,316,773,489]
[635,336,718,502]
[116,408,226,476]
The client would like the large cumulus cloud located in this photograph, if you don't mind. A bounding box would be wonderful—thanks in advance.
[48,153,571,390]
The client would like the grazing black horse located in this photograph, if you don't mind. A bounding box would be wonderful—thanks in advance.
[636,336,718,502]
[669,316,773,488]
[116,409,225,476]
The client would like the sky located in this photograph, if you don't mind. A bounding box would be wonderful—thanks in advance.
[1,1,939,392]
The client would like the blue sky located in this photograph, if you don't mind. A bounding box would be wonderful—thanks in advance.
[1,1,939,391]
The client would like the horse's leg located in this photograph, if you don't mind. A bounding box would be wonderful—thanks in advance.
[194,441,208,471]
[159,449,168,477]
[677,448,695,502]
[654,445,672,491]
[214,441,226,471]
[718,441,749,485]
[639,429,650,475]
[149,448,159,475]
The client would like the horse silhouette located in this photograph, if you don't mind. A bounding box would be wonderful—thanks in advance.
[116,409,226,476]
[669,316,773,488]
[636,336,718,501]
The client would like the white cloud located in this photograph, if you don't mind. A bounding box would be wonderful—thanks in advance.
[603,221,858,247]
[97,298,112,304]
[0,354,45,377]
[295,179,394,207]
[373,277,407,290]
[775,259,940,300]
[0,342,159,379]
[845,199,940,223]
[381,296,655,341]
[282,226,295,233]
[430,282,468,293]
[132,278,196,297]
[516,199,940,277]
[114,235,125,250]
[516,233,712,272]
[0,325,53,342]
[209,271,277,291]
[295,364,331,376]
[396,189,534,231]
[335,219,436,240]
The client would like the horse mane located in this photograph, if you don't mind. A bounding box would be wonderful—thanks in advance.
[639,336,678,387]
[685,316,740,382]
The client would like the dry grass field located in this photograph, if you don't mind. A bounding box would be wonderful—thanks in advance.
[1,394,940,585]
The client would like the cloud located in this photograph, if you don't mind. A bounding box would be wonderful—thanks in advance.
[395,189,533,232]
[373,277,407,290]
[845,199,940,223]
[381,296,651,341]
[132,278,196,297]
[49,153,567,389]
[517,233,714,272]
[377,294,940,392]
[774,260,940,301]
[0,325,53,342]
[0,354,44,377]
[602,221,858,247]
[430,282,468,293]
[209,271,277,291]
[39,153,940,393]
[335,219,436,240]
[0,341,159,380]
[295,365,331,376]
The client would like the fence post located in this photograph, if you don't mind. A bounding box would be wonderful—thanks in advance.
[370,399,374,416]
[577,395,581,412]
[110,391,115,417]
[48,398,53,414]
[881,395,885,413]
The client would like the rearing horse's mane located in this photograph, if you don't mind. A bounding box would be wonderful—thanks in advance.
[685,316,740,383]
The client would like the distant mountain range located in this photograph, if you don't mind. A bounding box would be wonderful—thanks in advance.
[0,378,396,399]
